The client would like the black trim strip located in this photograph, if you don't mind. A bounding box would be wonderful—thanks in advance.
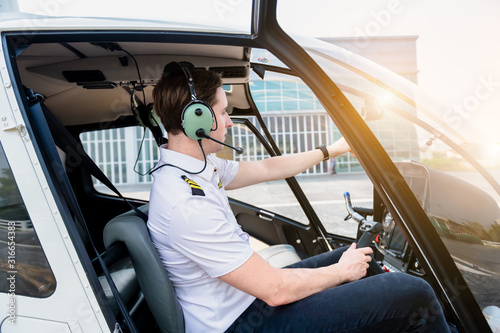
[5,30,258,54]
[60,42,87,58]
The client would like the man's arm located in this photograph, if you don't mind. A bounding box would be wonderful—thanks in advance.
[226,138,351,190]
[219,243,372,307]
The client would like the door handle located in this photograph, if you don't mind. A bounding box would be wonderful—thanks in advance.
[258,210,275,221]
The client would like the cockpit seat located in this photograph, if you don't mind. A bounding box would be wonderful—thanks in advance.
[98,256,140,316]
[102,205,302,333]
[103,206,185,333]
[257,244,301,268]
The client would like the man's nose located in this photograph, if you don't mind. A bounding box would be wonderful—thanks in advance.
[225,114,233,127]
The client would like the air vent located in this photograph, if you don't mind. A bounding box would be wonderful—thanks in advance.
[77,82,117,89]
[209,66,248,78]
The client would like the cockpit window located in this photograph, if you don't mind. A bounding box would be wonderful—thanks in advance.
[80,127,156,200]
[0,142,56,298]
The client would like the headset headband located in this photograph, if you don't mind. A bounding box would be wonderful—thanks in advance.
[180,66,198,102]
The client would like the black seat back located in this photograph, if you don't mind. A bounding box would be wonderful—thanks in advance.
[103,208,185,333]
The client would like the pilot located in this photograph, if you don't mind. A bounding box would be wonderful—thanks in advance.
[147,62,451,333]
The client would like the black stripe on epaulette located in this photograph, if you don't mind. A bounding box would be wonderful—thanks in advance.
[181,175,205,196]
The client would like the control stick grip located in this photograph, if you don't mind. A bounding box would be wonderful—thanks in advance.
[356,222,383,248]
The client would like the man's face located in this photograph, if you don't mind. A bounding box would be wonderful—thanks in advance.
[206,86,233,153]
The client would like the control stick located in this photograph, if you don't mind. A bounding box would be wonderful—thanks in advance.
[344,192,383,248]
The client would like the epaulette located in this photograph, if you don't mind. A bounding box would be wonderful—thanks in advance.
[181,175,205,196]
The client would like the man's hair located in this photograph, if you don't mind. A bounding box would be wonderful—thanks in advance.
[153,68,223,135]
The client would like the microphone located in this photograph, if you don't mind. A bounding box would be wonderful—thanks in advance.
[196,129,244,155]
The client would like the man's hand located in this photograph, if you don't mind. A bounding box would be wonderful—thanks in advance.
[336,243,372,283]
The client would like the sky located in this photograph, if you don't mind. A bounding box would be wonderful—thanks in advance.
[13,0,500,151]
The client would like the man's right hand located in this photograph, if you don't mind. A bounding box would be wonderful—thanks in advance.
[336,243,373,283]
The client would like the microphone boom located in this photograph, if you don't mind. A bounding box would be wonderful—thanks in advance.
[195,129,244,155]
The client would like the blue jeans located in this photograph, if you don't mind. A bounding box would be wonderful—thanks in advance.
[226,247,451,333]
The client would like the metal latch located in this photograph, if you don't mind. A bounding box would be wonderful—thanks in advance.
[313,236,332,244]
[2,117,29,141]
[258,210,275,221]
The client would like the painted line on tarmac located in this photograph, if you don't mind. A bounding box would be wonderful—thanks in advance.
[451,255,492,276]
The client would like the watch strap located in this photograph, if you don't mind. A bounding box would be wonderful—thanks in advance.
[316,145,329,161]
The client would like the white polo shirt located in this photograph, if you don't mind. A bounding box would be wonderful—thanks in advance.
[148,146,256,332]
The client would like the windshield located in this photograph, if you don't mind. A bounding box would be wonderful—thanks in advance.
[271,0,500,314]
[251,38,500,196]
[5,0,253,33]
[274,0,500,185]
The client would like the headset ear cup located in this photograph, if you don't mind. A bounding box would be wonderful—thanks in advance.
[181,102,214,140]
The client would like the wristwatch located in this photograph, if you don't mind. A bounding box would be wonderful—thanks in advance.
[316,145,329,161]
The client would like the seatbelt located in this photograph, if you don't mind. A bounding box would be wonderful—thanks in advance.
[39,98,148,223]
[27,91,140,333]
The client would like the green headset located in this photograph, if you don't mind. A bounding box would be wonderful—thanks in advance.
[162,61,218,141]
